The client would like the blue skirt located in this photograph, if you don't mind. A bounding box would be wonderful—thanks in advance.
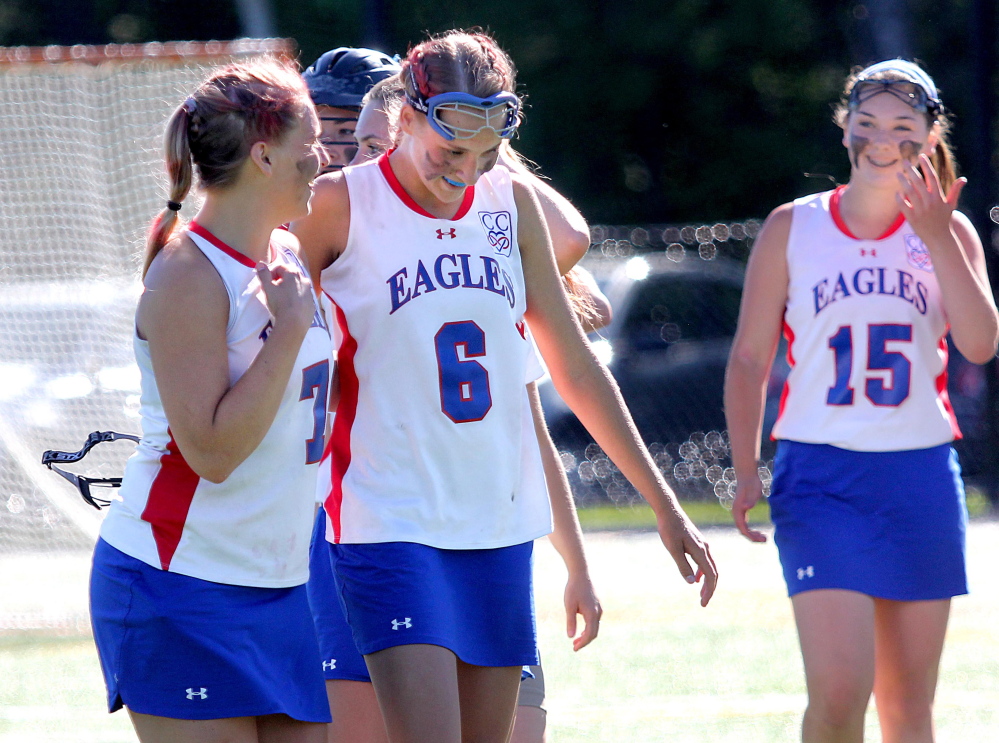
[307,508,371,681]
[89,539,331,722]
[769,440,968,601]
[329,539,538,667]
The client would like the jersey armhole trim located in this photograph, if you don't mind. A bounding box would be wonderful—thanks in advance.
[185,228,239,334]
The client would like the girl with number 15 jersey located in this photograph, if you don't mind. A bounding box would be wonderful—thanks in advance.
[725,60,998,742]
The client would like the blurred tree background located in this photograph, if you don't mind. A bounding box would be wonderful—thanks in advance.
[0,0,994,227]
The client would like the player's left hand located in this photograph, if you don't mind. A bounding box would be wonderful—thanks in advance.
[564,572,602,651]
[896,153,966,246]
[656,511,718,607]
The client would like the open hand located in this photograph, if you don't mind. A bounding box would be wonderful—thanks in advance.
[896,153,965,245]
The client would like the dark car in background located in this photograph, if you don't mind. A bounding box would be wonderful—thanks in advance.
[539,252,988,503]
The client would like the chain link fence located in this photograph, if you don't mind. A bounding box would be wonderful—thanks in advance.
[543,220,996,511]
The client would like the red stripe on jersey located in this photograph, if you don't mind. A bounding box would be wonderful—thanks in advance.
[772,317,796,440]
[189,221,258,268]
[377,152,475,221]
[326,305,359,543]
[140,433,201,570]
[829,185,905,241]
[935,332,963,440]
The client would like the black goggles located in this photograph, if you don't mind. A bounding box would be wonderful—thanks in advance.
[41,430,140,510]
[848,80,940,116]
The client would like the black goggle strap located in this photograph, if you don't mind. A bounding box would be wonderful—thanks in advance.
[849,80,940,115]
[41,431,141,510]
[406,67,431,114]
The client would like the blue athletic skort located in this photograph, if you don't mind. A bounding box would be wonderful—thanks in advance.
[329,539,538,667]
[769,440,968,601]
[307,507,371,681]
[89,538,331,722]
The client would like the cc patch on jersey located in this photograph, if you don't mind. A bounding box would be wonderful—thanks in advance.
[478,211,513,256]
[904,233,934,272]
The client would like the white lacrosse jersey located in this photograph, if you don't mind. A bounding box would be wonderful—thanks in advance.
[319,154,552,548]
[771,187,960,451]
[99,224,332,588]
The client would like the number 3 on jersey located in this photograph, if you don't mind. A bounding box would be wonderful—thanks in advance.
[435,321,493,423]
[827,323,912,407]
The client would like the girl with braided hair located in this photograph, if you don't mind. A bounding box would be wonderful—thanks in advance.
[293,30,717,742]
[89,58,333,742]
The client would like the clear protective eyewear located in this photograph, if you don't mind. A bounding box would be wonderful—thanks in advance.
[407,88,521,141]
[41,430,140,510]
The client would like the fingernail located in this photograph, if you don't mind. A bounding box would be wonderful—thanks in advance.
[686,575,696,584]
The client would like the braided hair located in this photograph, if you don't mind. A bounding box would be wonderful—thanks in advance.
[400,30,516,103]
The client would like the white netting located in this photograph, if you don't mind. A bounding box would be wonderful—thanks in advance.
[0,41,291,555]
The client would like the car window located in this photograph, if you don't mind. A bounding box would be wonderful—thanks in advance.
[622,275,743,351]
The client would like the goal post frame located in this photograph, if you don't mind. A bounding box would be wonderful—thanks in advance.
[0,38,297,67]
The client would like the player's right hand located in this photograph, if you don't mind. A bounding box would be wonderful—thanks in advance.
[256,262,315,335]
[732,475,768,543]
[564,572,602,651]
[656,511,718,607]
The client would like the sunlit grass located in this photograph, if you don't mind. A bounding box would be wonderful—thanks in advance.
[1,520,996,742]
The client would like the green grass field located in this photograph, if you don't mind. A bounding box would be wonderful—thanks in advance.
[1,517,997,742]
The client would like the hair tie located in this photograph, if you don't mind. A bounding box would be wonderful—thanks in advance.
[183,97,197,115]
[166,201,182,212]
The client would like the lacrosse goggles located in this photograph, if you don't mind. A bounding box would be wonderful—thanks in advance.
[848,60,941,116]
[41,430,140,509]
[406,78,521,141]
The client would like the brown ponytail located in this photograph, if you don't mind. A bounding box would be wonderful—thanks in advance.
[142,58,310,279]
[930,122,958,194]
[143,105,194,278]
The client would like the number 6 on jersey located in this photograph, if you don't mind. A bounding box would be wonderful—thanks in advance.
[435,321,493,423]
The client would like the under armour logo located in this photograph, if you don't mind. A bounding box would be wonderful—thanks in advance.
[322,659,336,671]
[186,687,208,700]
[436,228,457,240]
[860,248,877,257]
[391,617,412,630]
[796,566,814,580]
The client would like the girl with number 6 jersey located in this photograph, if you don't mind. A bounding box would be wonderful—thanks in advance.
[90,59,333,743]
[725,60,998,743]
[292,30,716,743]
[307,69,607,743]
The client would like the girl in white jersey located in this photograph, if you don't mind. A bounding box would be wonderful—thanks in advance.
[306,71,607,743]
[89,60,333,742]
[725,60,998,743]
[293,30,717,743]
